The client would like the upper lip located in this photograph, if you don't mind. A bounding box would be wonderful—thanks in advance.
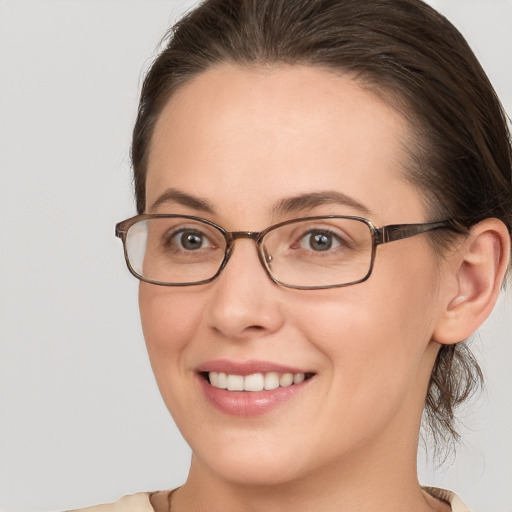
[196,359,312,376]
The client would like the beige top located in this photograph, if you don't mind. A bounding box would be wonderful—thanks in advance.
[69,487,471,511]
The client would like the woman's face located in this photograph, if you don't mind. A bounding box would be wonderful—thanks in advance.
[140,64,447,486]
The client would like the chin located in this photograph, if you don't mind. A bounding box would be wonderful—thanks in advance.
[188,429,317,487]
[203,452,309,487]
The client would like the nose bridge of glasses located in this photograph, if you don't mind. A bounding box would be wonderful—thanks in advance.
[228,231,261,242]
[224,231,272,267]
[226,230,265,255]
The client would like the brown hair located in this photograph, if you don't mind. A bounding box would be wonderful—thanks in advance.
[131,0,512,449]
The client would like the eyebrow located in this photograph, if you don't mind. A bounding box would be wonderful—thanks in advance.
[148,188,372,218]
[149,188,215,213]
[272,191,372,217]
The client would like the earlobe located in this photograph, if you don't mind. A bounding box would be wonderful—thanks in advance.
[433,218,511,345]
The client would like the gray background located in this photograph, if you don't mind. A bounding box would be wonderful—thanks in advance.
[0,1,510,511]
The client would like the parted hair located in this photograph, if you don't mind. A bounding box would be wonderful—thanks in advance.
[131,0,512,450]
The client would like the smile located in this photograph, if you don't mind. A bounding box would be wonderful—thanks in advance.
[207,371,307,392]
[197,362,315,416]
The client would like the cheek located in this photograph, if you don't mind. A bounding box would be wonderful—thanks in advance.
[293,255,440,400]
[138,284,204,380]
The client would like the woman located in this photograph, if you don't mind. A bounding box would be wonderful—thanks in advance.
[77,0,511,510]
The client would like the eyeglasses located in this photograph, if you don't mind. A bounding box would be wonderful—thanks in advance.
[115,214,460,290]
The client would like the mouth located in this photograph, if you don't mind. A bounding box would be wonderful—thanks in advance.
[196,361,316,416]
[202,371,315,392]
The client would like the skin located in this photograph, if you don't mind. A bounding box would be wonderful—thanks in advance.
[141,64,457,512]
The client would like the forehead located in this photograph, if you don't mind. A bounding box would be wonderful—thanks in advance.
[146,64,424,226]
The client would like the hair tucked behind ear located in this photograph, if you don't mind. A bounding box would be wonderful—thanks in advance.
[424,342,484,454]
[131,0,512,453]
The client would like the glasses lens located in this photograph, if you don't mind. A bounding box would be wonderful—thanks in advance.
[125,217,226,284]
[262,217,373,288]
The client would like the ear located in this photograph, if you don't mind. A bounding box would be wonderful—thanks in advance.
[433,218,511,345]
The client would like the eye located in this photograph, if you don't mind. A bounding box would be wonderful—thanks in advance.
[170,229,213,251]
[299,230,341,252]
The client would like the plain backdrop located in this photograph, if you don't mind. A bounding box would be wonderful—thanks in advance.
[0,1,511,511]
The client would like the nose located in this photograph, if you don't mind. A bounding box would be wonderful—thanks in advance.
[203,239,286,341]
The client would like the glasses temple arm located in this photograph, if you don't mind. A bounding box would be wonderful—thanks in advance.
[375,220,466,245]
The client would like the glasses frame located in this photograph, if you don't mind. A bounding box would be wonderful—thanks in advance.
[115,214,463,290]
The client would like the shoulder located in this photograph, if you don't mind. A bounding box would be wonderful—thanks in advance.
[423,486,473,512]
[67,492,154,512]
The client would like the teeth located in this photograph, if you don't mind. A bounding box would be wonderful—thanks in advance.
[217,372,227,389]
[264,372,280,390]
[209,371,219,387]
[244,373,264,392]
[293,373,305,384]
[207,371,308,391]
[227,374,244,391]
[279,373,294,387]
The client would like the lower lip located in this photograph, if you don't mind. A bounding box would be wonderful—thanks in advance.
[198,375,311,417]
